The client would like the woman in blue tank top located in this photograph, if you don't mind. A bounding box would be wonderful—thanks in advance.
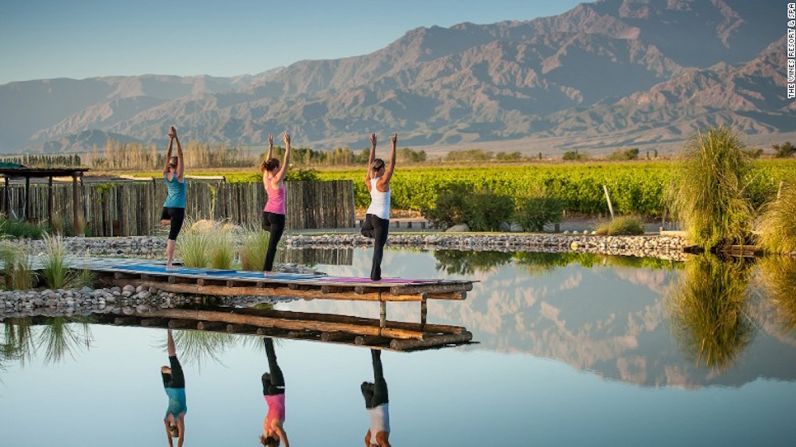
[161,329,187,447]
[160,126,186,268]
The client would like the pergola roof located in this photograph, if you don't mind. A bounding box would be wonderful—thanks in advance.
[0,167,89,177]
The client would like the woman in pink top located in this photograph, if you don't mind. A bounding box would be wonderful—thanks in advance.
[260,132,292,273]
[260,337,289,447]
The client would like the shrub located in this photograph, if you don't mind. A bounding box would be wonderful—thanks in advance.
[286,169,319,181]
[595,216,645,236]
[422,185,513,231]
[0,218,44,239]
[422,184,472,229]
[177,223,210,268]
[757,182,796,254]
[562,150,588,161]
[772,141,795,158]
[515,197,563,232]
[668,127,753,250]
[607,148,640,161]
[465,191,514,231]
[239,226,270,271]
[0,242,35,290]
[41,233,70,289]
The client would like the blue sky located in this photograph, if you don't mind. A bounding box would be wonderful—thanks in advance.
[0,0,582,84]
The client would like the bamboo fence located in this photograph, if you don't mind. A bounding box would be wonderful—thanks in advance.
[2,179,354,236]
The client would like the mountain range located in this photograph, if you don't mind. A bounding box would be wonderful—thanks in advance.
[0,0,791,154]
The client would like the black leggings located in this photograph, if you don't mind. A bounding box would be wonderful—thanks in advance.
[262,212,286,272]
[361,214,389,281]
[162,355,185,388]
[261,338,285,395]
[361,350,388,409]
[161,207,185,241]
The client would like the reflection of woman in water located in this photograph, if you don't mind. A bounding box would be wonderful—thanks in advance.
[260,338,289,447]
[161,329,186,447]
[362,349,391,447]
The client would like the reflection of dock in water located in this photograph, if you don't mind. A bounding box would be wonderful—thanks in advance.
[12,307,474,352]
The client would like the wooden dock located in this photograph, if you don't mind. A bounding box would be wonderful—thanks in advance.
[81,261,473,303]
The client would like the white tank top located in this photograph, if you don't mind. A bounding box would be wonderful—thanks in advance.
[366,177,391,220]
[368,404,390,444]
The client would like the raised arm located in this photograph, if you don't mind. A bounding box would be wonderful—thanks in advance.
[265,133,274,162]
[165,421,175,447]
[177,418,185,447]
[173,128,185,180]
[162,135,174,175]
[276,425,290,447]
[167,329,176,357]
[273,132,291,183]
[378,133,397,188]
[365,133,377,189]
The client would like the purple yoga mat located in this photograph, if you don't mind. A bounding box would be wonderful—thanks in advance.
[318,277,437,284]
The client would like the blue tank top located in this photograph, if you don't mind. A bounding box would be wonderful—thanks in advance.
[163,174,186,208]
[165,387,187,416]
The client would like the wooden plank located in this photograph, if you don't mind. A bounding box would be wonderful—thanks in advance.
[140,309,426,340]
[113,279,423,302]
[389,331,473,351]
[230,307,465,335]
[196,321,226,331]
[167,319,196,329]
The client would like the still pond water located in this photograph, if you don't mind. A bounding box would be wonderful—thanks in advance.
[1,248,795,446]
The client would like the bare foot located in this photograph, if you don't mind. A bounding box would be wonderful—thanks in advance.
[160,219,171,226]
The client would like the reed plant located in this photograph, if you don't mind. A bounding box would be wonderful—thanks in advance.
[239,226,270,271]
[668,127,753,250]
[757,182,796,254]
[668,254,753,370]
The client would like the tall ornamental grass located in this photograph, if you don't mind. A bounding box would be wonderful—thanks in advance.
[176,222,210,268]
[757,182,796,254]
[207,229,234,270]
[41,233,70,289]
[668,255,753,370]
[595,216,644,236]
[239,226,270,271]
[0,242,35,290]
[757,257,796,333]
[668,127,753,250]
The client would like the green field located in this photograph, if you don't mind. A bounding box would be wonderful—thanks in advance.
[126,159,796,217]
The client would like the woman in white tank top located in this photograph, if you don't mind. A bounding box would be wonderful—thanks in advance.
[362,349,390,447]
[361,133,397,281]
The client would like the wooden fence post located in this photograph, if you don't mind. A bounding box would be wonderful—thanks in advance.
[602,184,615,220]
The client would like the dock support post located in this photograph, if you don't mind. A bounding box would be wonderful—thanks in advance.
[420,293,428,327]
[379,297,386,329]
[3,176,8,215]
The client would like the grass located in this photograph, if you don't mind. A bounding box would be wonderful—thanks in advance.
[239,226,270,271]
[757,182,796,254]
[668,254,753,370]
[757,257,796,333]
[594,216,644,235]
[0,241,35,290]
[207,228,234,270]
[0,218,44,239]
[176,221,210,268]
[668,127,753,250]
[40,233,70,289]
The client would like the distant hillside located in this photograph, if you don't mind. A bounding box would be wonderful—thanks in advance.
[0,0,787,153]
